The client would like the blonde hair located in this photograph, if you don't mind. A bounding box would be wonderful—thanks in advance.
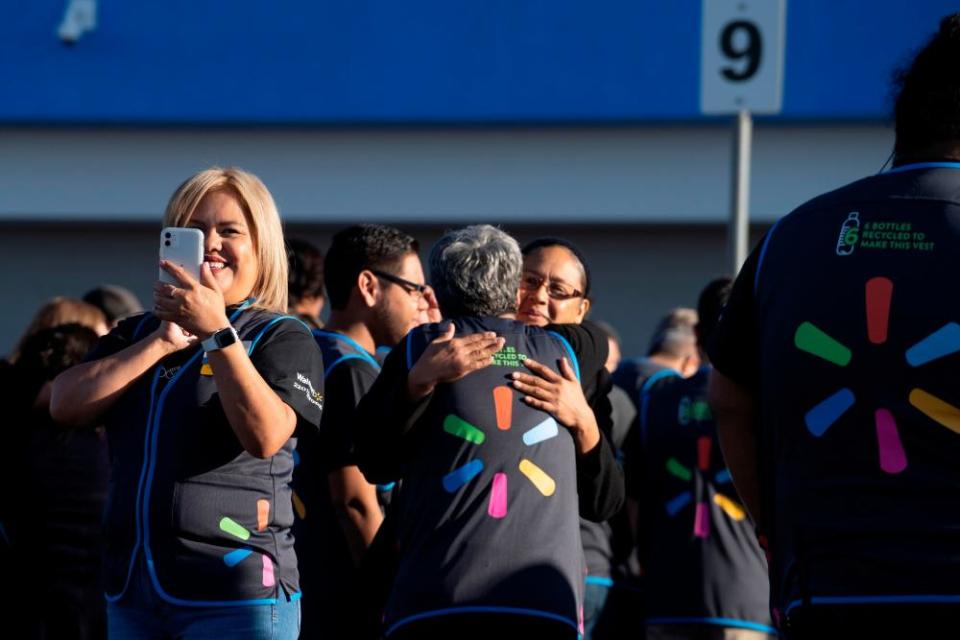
[10,297,107,363]
[163,167,288,312]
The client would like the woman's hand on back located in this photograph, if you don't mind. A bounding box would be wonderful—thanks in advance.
[154,260,231,340]
[407,323,505,401]
[511,357,601,455]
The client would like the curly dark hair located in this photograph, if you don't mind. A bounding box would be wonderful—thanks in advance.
[324,225,419,310]
[16,323,99,382]
[893,13,960,156]
[286,238,325,306]
[696,277,733,346]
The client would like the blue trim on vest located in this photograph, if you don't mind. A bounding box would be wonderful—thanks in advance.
[785,594,960,615]
[385,605,579,637]
[638,368,681,442]
[886,161,960,174]
[132,313,154,341]
[105,366,162,603]
[313,330,381,375]
[289,591,303,602]
[639,368,680,396]
[324,353,380,378]
[247,315,311,356]
[545,331,581,380]
[754,217,782,296]
[111,301,281,607]
[647,616,777,634]
[314,330,374,360]
[378,482,397,492]
[585,576,614,587]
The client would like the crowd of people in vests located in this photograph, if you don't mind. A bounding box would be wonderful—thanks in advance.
[2,12,960,640]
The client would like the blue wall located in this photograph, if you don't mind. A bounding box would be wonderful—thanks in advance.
[1,1,955,124]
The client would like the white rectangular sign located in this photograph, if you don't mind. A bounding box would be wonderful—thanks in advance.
[700,0,786,115]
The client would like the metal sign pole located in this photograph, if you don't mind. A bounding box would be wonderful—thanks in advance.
[729,109,752,275]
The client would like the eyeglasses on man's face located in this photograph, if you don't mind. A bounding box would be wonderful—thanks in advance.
[519,273,583,301]
[371,269,428,300]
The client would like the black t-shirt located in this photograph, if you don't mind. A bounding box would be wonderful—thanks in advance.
[355,317,624,636]
[708,163,960,621]
[628,367,771,630]
[293,330,383,638]
[87,303,324,604]
[612,357,671,404]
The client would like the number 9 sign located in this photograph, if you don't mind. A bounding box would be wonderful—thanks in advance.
[701,0,786,115]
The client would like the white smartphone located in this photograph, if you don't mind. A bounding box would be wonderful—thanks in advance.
[159,227,204,285]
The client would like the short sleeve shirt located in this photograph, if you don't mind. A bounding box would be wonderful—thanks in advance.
[291,330,382,636]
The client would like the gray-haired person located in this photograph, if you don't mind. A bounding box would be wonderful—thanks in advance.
[612,308,700,402]
[355,224,624,639]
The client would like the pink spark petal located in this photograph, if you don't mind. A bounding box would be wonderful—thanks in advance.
[488,472,508,519]
[875,409,907,474]
[694,502,711,538]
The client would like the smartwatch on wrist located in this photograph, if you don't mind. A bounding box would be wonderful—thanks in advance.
[201,326,240,353]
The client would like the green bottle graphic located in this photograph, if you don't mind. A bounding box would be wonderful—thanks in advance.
[836,212,860,256]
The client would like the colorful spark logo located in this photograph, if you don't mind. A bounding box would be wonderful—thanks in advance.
[442,386,558,519]
[796,276,960,474]
[665,435,745,538]
[218,499,276,587]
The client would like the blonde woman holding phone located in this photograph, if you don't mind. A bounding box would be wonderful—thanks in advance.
[52,167,324,639]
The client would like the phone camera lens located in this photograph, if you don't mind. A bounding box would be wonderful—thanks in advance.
[164,232,172,239]
[164,240,171,247]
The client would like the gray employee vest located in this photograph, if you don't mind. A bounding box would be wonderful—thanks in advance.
[639,368,771,631]
[99,304,317,605]
[384,316,585,636]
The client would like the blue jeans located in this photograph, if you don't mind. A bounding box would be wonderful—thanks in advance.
[107,557,300,639]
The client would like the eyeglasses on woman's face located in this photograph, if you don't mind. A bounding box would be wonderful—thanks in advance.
[371,269,427,301]
[519,272,583,301]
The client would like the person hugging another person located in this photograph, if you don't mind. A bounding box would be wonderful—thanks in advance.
[354,224,624,639]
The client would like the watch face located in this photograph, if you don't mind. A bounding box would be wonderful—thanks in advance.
[215,327,238,348]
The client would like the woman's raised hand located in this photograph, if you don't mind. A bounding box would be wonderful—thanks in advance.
[153,260,230,339]
[151,320,198,355]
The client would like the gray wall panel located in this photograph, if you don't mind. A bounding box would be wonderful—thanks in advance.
[0,222,764,361]
[0,126,891,223]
